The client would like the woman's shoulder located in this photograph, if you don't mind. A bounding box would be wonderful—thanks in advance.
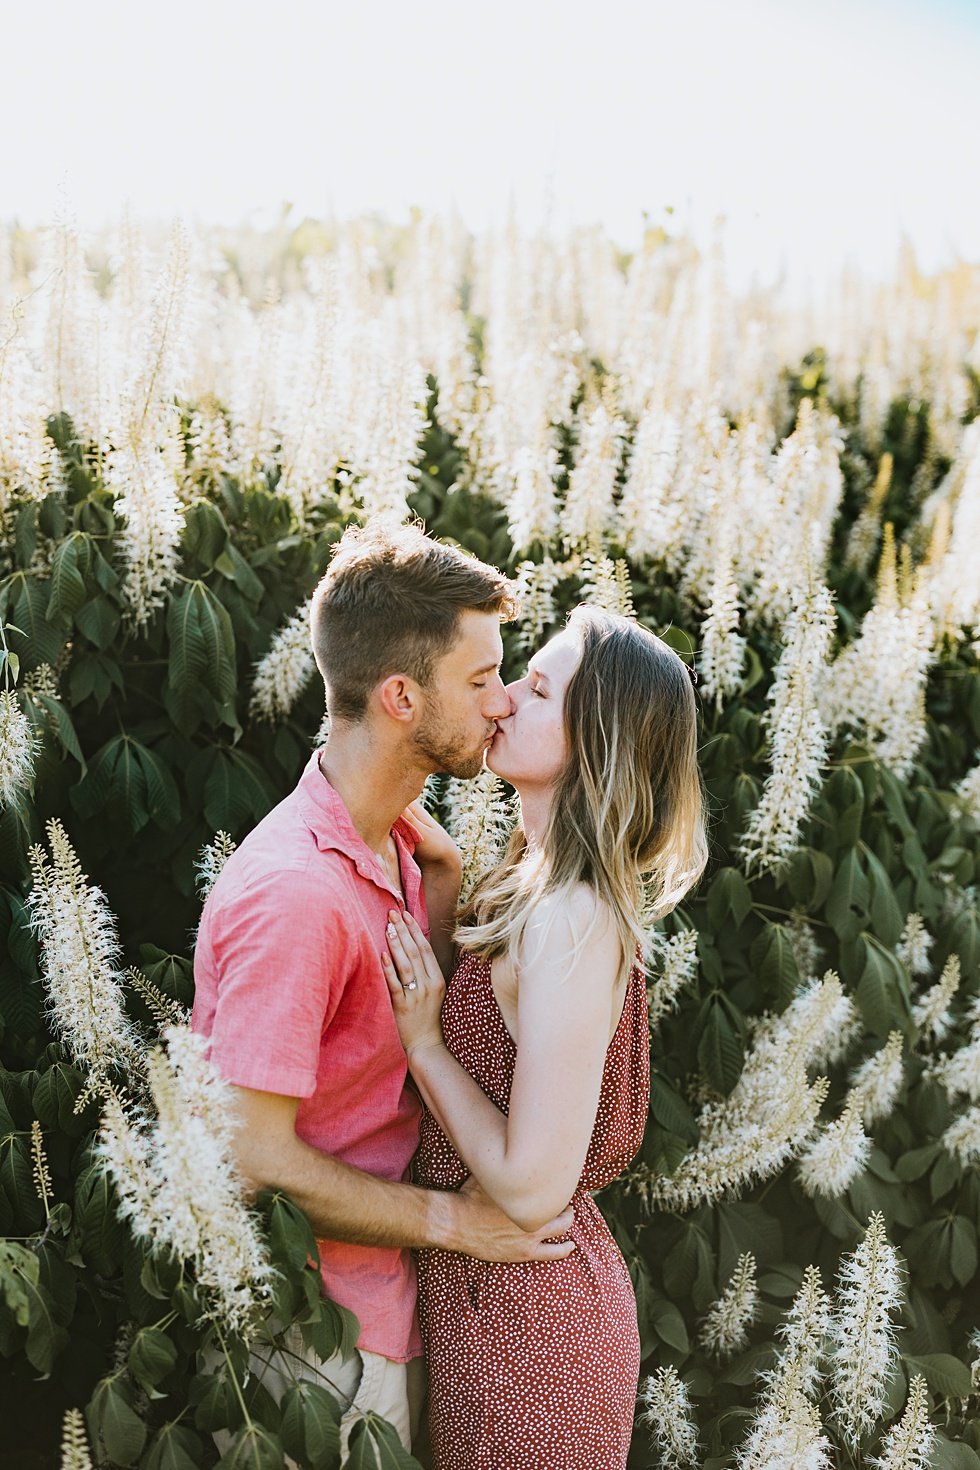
[522,882,618,965]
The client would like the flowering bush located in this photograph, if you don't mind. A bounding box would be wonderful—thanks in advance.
[0,215,978,1468]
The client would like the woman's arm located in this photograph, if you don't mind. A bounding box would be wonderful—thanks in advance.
[400,800,462,979]
[383,889,621,1231]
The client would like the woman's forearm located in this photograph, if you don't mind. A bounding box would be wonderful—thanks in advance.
[419,858,462,979]
[408,1042,559,1231]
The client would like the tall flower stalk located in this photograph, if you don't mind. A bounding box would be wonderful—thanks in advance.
[100,1025,274,1337]
[28,818,142,1095]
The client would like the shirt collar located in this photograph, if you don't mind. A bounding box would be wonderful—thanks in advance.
[297,750,421,890]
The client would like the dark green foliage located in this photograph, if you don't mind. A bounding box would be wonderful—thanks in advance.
[0,387,977,1467]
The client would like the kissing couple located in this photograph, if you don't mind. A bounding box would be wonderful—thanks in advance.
[192,519,707,1469]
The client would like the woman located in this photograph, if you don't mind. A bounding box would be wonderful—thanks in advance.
[382,606,708,1470]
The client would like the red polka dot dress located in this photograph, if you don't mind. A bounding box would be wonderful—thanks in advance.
[415,951,650,1470]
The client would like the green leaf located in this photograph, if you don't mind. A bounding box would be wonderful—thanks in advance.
[947,1214,977,1287]
[749,923,801,1007]
[930,1437,980,1470]
[697,998,743,1095]
[88,1377,149,1466]
[203,748,278,832]
[0,1240,39,1328]
[903,1353,974,1400]
[856,935,912,1038]
[220,542,265,602]
[649,1072,699,1142]
[863,844,904,946]
[168,580,237,704]
[346,1417,421,1470]
[183,498,229,568]
[279,1381,342,1470]
[129,1326,178,1391]
[826,765,865,847]
[30,690,85,766]
[648,1297,690,1354]
[73,1163,125,1276]
[299,1295,360,1366]
[720,1341,777,1385]
[715,1202,783,1281]
[142,1423,205,1470]
[19,1267,69,1374]
[265,1192,318,1272]
[217,1423,284,1470]
[72,734,179,834]
[6,573,66,670]
[895,1144,940,1181]
[46,533,91,629]
[707,867,753,930]
[880,766,916,838]
[193,1363,245,1435]
[826,847,870,940]
[75,594,121,649]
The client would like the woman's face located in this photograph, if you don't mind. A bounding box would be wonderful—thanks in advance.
[487,626,583,790]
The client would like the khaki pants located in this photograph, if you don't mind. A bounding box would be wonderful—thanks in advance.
[212,1323,425,1464]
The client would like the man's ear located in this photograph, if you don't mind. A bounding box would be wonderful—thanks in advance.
[376,673,421,724]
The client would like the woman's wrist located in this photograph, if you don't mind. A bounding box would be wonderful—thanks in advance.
[406,1036,447,1065]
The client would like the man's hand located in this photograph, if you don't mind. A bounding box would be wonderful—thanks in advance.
[448,1176,576,1262]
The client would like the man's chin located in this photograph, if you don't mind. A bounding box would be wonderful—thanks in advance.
[438,752,489,780]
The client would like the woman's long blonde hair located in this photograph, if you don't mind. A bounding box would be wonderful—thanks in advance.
[456,606,709,980]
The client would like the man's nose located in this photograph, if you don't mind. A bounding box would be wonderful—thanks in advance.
[487,676,514,718]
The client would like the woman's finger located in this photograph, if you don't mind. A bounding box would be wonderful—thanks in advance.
[389,911,426,972]
[385,922,417,985]
[380,950,404,1000]
[402,911,446,985]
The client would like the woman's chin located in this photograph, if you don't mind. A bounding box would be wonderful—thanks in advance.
[485,743,506,778]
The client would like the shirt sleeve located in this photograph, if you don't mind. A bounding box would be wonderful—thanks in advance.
[198,865,349,1099]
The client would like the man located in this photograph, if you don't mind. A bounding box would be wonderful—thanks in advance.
[191,520,574,1455]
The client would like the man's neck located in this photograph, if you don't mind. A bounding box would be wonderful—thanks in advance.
[317,725,426,854]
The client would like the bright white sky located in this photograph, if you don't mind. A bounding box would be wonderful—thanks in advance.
[4,0,980,290]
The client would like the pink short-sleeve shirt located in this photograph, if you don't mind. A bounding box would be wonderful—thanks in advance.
[191,750,425,1361]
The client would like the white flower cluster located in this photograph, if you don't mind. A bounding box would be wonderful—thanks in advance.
[443,770,517,903]
[100,1025,274,1336]
[828,1211,905,1448]
[848,1031,905,1129]
[697,533,746,712]
[785,911,823,983]
[513,558,561,651]
[0,688,35,811]
[912,954,961,1045]
[698,1252,758,1360]
[928,992,980,1104]
[942,1104,980,1167]
[823,545,934,779]
[952,760,980,825]
[895,913,933,977]
[195,830,237,903]
[638,1364,699,1469]
[249,598,317,723]
[738,576,836,874]
[646,927,700,1033]
[925,419,980,642]
[639,973,856,1211]
[869,1374,935,1470]
[576,545,635,618]
[27,819,141,1091]
[797,1098,871,1199]
[560,394,627,550]
[59,1407,94,1470]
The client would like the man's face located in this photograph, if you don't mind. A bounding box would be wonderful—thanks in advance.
[412,610,511,778]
